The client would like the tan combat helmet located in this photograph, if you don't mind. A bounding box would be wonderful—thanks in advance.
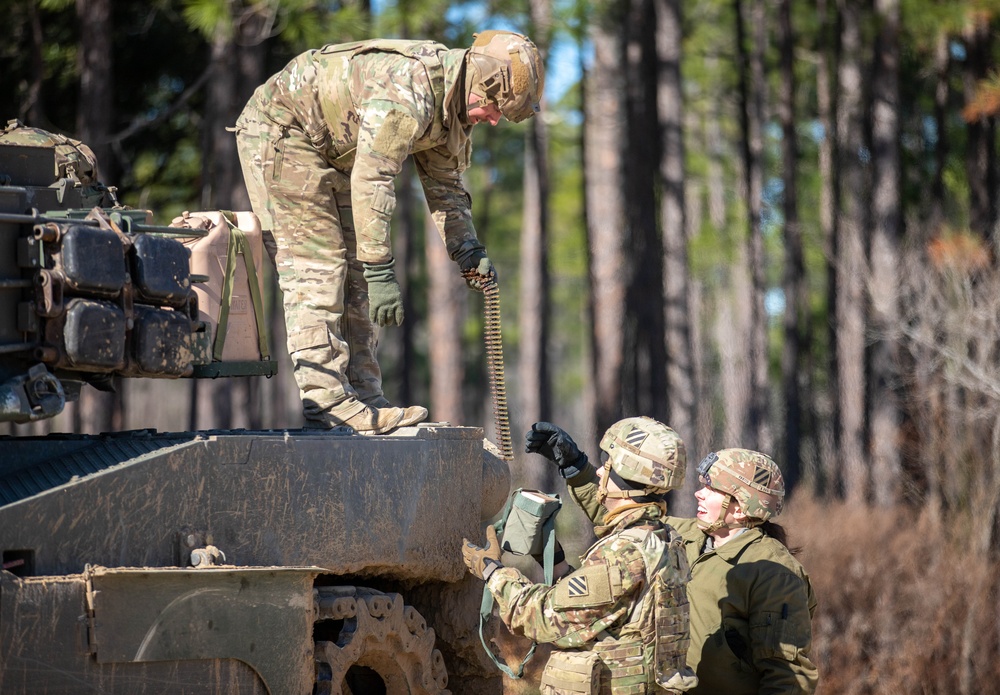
[697,448,785,528]
[597,417,687,502]
[467,30,544,123]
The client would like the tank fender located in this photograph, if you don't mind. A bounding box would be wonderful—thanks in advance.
[86,565,321,695]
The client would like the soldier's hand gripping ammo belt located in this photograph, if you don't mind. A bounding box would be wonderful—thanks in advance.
[463,269,513,461]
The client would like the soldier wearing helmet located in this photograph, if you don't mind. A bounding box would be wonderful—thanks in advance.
[666,449,819,694]
[233,31,543,434]
[462,419,698,693]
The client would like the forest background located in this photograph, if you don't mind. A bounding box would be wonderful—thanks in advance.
[4,0,1000,691]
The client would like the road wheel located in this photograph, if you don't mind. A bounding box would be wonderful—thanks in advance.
[313,586,450,695]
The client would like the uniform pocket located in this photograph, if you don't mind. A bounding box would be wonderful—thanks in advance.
[370,182,396,218]
[287,324,328,353]
[751,609,804,662]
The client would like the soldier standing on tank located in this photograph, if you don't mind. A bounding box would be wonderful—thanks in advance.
[666,449,819,694]
[462,418,699,694]
[232,31,544,434]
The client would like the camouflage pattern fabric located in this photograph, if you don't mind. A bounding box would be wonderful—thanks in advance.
[599,417,687,493]
[666,517,818,695]
[0,119,100,185]
[232,40,485,418]
[487,503,696,694]
[697,448,785,522]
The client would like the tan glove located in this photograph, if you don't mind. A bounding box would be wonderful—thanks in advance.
[461,525,502,580]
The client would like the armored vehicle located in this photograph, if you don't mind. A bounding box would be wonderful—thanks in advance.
[0,128,512,694]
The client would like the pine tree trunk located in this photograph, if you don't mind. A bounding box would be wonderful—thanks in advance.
[817,0,840,495]
[778,0,805,489]
[657,0,697,515]
[519,0,553,493]
[869,0,902,505]
[74,0,118,433]
[426,210,465,424]
[75,0,114,179]
[622,0,667,421]
[962,15,997,242]
[585,18,627,438]
[836,0,869,503]
[735,0,771,453]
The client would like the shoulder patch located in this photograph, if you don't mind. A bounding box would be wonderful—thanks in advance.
[552,562,618,610]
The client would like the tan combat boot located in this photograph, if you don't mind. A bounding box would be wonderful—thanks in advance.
[305,400,428,435]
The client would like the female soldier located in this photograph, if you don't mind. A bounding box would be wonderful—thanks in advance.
[667,449,818,694]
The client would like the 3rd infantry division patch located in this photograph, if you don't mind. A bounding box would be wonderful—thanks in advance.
[568,575,589,597]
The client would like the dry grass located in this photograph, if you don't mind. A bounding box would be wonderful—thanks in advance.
[784,496,1000,695]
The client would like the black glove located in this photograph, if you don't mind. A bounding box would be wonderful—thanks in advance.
[452,239,497,290]
[525,422,589,479]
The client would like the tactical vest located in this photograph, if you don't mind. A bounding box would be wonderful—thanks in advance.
[260,41,448,166]
[320,39,448,148]
[541,523,695,694]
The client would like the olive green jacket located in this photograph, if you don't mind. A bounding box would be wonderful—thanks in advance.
[665,517,818,695]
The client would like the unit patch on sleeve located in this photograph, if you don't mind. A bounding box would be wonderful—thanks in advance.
[552,562,616,610]
[568,575,589,598]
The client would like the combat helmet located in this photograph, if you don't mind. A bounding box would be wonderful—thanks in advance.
[597,417,687,502]
[467,30,544,123]
[697,448,785,530]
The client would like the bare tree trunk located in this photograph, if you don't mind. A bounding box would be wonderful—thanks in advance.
[623,0,667,421]
[657,0,697,515]
[191,31,240,430]
[23,2,45,124]
[869,0,902,505]
[76,0,114,179]
[235,10,268,429]
[426,210,465,425]
[585,18,627,438]
[929,32,950,235]
[817,0,839,495]
[962,14,997,243]
[73,0,118,434]
[735,0,771,453]
[778,0,806,490]
[519,0,554,493]
[836,0,869,503]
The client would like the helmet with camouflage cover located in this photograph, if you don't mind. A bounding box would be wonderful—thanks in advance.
[466,30,544,123]
[0,119,100,186]
[697,448,785,526]
[597,417,687,501]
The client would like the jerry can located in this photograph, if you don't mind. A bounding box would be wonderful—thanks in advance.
[172,210,269,363]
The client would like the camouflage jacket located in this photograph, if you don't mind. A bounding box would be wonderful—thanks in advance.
[488,503,675,648]
[245,40,478,264]
[488,468,696,693]
[665,517,819,695]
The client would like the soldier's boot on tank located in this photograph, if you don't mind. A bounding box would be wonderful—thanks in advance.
[362,395,393,408]
[305,400,428,435]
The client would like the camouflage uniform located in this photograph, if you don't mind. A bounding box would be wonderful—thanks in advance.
[233,40,482,420]
[663,517,818,694]
[488,467,694,694]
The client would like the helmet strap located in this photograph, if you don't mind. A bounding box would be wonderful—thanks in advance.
[697,493,735,534]
[600,462,659,503]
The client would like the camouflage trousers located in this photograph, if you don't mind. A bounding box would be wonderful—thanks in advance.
[233,103,382,420]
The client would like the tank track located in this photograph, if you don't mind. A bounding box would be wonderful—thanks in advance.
[313,586,450,695]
